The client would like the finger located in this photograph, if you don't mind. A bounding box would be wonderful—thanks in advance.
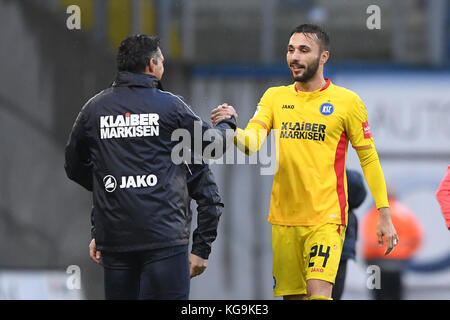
[90,250,99,263]
[212,106,226,113]
[212,113,231,122]
[212,116,222,126]
[90,248,100,263]
[213,104,227,111]
[212,116,229,125]
[212,109,230,117]
[384,235,394,255]
[190,265,203,278]
[197,266,206,276]
[377,232,383,248]
[190,270,199,278]
[211,113,223,121]
[96,250,101,263]
[384,244,393,255]
[89,246,95,261]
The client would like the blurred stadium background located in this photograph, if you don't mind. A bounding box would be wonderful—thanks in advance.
[0,0,449,299]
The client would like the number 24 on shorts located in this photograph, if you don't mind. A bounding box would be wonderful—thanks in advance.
[308,244,330,268]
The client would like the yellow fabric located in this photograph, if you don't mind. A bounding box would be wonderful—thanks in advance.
[306,295,333,300]
[234,81,389,225]
[357,148,389,209]
[272,224,346,297]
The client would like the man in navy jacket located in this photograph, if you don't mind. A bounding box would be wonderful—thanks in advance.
[65,34,235,299]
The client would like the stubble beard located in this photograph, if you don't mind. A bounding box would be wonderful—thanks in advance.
[292,55,320,83]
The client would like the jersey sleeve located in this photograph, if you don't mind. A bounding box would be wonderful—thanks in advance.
[344,95,374,150]
[234,88,275,155]
[345,94,389,209]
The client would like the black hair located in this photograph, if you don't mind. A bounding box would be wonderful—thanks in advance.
[290,24,330,51]
[117,34,160,73]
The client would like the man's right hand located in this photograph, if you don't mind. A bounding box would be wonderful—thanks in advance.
[89,238,101,264]
[211,103,238,126]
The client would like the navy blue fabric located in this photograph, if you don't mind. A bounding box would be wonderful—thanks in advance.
[102,245,190,300]
[341,170,367,261]
[65,72,235,253]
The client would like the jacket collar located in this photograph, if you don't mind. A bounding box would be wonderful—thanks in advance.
[112,71,163,90]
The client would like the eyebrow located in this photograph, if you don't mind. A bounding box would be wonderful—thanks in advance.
[288,44,311,50]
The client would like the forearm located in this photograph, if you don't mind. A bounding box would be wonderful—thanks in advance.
[357,147,389,209]
[191,117,236,160]
[234,123,269,155]
[191,204,222,259]
[64,153,93,191]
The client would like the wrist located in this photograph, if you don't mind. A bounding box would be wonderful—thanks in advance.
[378,207,390,218]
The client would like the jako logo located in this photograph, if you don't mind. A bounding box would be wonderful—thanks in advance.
[103,175,117,192]
[320,103,334,115]
[104,174,158,192]
[282,104,295,109]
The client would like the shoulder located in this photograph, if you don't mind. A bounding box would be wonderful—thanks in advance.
[331,83,362,103]
[264,85,291,96]
[331,84,367,116]
[156,89,192,109]
[157,89,201,119]
[85,88,110,107]
[259,85,292,105]
[79,88,111,119]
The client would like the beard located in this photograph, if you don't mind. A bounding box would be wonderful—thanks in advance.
[291,55,320,83]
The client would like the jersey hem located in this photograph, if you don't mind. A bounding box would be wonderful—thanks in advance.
[273,289,307,297]
[268,217,347,227]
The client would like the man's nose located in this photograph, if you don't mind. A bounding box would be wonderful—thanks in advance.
[291,49,302,61]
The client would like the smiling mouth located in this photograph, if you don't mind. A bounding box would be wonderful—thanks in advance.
[291,64,305,73]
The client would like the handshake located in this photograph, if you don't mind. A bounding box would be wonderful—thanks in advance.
[211,103,238,126]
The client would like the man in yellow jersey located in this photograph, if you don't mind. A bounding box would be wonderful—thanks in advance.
[211,24,398,300]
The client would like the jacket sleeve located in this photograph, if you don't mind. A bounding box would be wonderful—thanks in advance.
[64,106,93,191]
[186,162,224,259]
[436,166,450,230]
[90,206,96,239]
[346,169,367,210]
[172,96,236,160]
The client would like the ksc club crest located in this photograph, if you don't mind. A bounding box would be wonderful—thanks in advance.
[320,103,334,116]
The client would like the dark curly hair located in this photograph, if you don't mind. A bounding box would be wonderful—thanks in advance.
[117,34,160,73]
[290,24,330,52]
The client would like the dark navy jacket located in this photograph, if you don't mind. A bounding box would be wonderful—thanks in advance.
[65,71,235,255]
[342,169,367,261]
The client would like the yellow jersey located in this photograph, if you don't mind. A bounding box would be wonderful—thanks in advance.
[235,79,389,226]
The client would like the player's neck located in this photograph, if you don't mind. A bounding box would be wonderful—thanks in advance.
[295,73,326,92]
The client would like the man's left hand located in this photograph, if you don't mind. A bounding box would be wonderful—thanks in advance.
[189,253,208,278]
[377,207,399,255]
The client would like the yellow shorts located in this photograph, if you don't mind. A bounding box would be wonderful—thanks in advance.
[272,223,346,297]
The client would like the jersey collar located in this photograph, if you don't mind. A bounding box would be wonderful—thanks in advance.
[293,78,331,94]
